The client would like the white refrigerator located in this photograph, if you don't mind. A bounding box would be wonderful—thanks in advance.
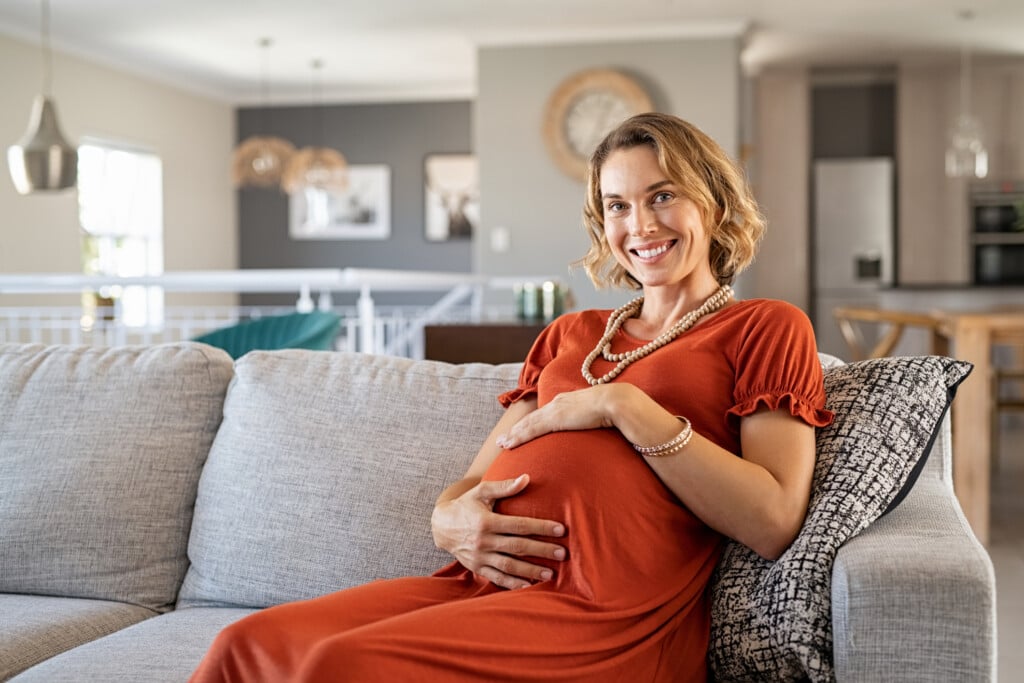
[812,158,895,359]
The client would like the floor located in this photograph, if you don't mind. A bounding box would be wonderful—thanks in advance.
[991,416,1023,682]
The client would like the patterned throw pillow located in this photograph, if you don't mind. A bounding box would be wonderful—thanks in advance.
[708,355,972,682]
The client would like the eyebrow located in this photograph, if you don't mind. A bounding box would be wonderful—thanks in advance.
[601,180,673,199]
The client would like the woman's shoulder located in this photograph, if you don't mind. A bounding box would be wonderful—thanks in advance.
[547,308,609,330]
[732,297,806,315]
[728,298,812,326]
[532,309,607,344]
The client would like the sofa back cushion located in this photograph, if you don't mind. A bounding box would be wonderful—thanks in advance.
[178,350,519,609]
[0,343,234,611]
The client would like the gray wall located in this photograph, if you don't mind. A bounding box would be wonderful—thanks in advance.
[475,37,743,311]
[237,37,744,311]
[237,100,472,305]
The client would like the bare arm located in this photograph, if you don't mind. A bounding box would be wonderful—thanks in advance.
[430,397,567,590]
[497,383,816,560]
[626,400,815,559]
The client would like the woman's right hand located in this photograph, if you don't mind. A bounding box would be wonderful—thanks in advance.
[431,474,566,590]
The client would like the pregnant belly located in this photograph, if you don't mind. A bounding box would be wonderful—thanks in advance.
[482,429,662,520]
[481,429,718,599]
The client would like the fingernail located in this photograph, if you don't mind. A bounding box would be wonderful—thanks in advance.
[540,569,553,580]
[552,524,565,536]
[554,548,566,561]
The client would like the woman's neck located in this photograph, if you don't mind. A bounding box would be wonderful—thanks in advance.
[628,280,728,340]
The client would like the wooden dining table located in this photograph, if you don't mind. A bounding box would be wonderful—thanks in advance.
[833,305,1024,545]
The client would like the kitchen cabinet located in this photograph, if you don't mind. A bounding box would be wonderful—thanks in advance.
[897,62,1024,285]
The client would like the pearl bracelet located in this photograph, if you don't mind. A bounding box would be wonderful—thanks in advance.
[631,416,693,457]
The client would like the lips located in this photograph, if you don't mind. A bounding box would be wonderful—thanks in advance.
[630,240,676,259]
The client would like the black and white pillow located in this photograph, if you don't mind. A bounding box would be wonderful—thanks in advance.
[708,355,972,682]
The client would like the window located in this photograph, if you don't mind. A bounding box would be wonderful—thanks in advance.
[77,140,164,328]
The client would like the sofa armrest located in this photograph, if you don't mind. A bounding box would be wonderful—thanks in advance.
[830,417,996,682]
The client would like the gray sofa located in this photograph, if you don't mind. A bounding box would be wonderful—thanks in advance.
[0,342,996,681]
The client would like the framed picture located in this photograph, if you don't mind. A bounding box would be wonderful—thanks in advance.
[425,154,479,241]
[289,164,391,240]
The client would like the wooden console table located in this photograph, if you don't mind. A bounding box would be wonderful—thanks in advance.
[423,322,546,365]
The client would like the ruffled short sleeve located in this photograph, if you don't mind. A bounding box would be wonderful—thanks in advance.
[726,301,834,428]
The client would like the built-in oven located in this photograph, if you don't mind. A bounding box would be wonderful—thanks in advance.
[970,181,1024,285]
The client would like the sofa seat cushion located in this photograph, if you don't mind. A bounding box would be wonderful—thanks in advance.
[0,594,157,680]
[0,343,234,611]
[7,606,255,683]
[179,350,520,609]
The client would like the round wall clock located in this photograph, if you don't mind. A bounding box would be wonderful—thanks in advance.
[542,68,654,181]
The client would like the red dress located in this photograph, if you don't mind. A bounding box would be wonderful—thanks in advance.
[190,299,832,683]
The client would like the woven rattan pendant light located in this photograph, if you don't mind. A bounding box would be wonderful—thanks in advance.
[232,37,295,189]
[281,59,348,194]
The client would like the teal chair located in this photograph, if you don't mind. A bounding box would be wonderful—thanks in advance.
[192,311,341,359]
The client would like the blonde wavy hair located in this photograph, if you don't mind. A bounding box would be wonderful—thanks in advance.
[579,113,765,289]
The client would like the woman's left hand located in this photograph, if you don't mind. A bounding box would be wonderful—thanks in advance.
[496,385,622,449]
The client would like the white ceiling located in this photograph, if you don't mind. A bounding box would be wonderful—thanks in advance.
[0,0,1022,106]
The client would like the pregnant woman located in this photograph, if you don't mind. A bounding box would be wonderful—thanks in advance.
[190,112,832,682]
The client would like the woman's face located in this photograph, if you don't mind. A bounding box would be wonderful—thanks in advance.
[599,145,715,292]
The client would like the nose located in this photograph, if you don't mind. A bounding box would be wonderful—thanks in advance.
[627,204,657,236]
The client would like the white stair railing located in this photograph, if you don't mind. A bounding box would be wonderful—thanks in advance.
[0,268,566,358]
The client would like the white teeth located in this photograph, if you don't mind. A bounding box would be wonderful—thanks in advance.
[635,243,670,259]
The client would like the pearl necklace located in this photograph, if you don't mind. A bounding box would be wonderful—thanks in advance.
[580,284,734,386]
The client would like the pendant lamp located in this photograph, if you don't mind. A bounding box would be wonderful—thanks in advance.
[945,10,988,179]
[281,59,348,194]
[7,0,77,194]
[232,37,296,189]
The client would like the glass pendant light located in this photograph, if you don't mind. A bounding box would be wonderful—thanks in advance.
[281,59,348,194]
[945,10,988,179]
[232,37,296,189]
[7,0,77,194]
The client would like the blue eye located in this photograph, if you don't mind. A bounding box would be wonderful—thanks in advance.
[653,191,672,203]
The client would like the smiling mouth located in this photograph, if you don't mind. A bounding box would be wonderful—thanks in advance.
[631,241,676,259]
